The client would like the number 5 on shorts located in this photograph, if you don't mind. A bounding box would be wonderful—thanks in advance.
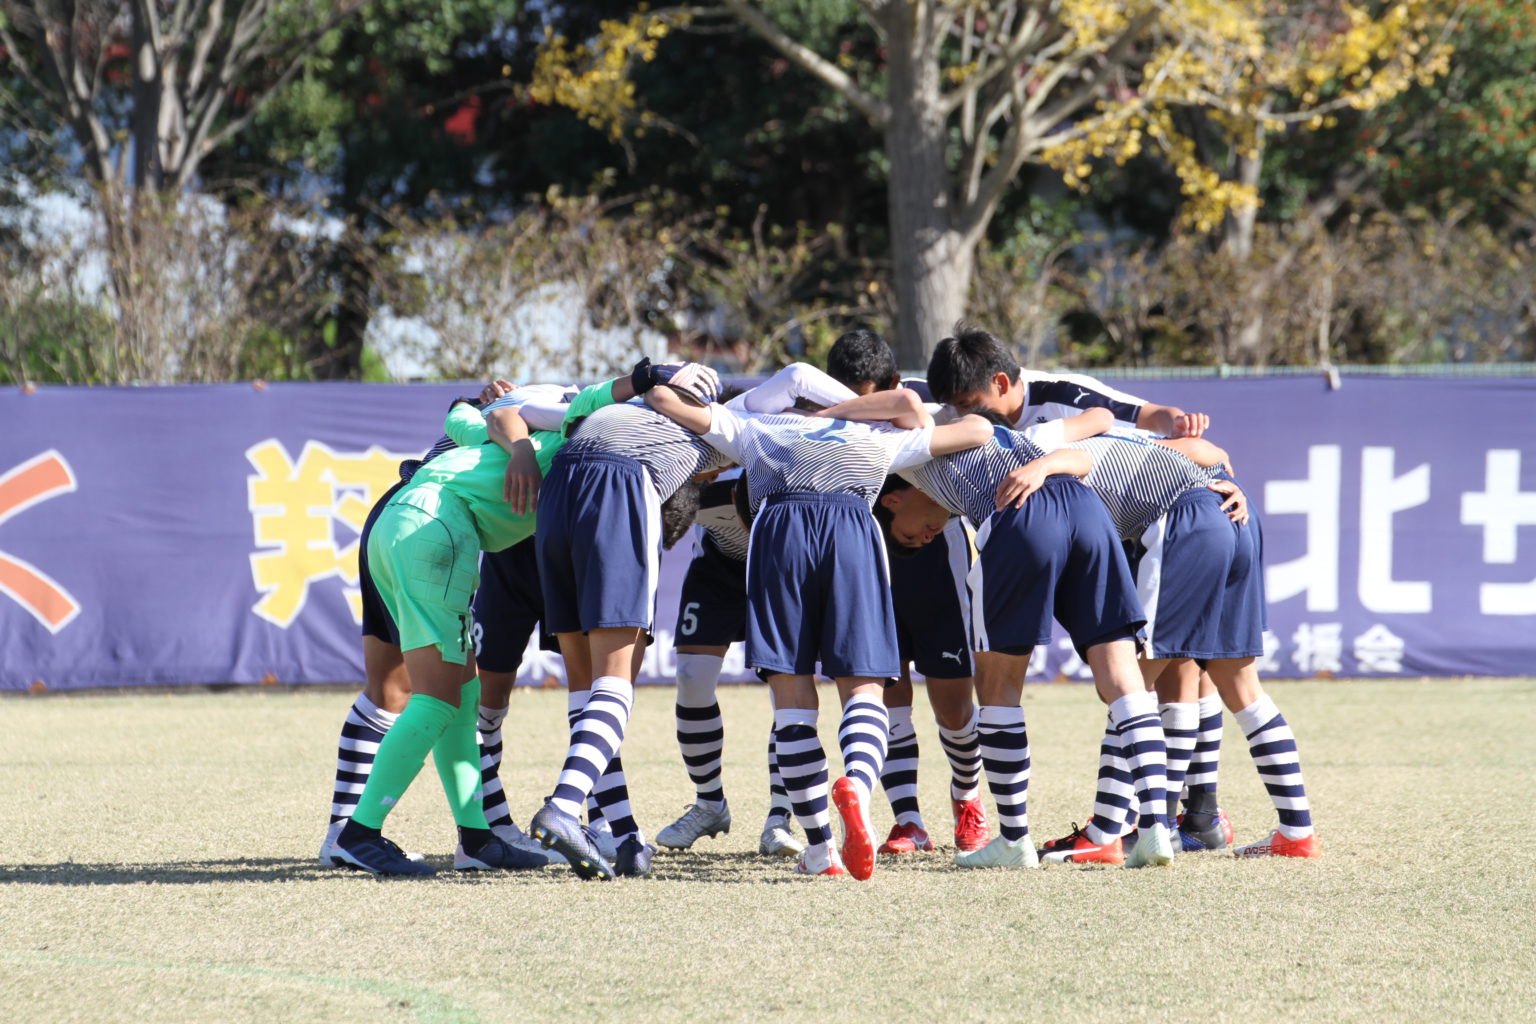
[680,601,700,637]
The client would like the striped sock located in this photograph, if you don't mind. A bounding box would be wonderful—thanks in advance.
[1159,701,1199,824]
[1235,694,1313,839]
[675,653,726,804]
[1084,714,1135,844]
[976,705,1030,842]
[591,753,639,842]
[549,676,632,821]
[936,710,982,802]
[774,709,831,850]
[1184,693,1224,819]
[567,692,605,828]
[1111,691,1170,831]
[766,725,792,821]
[329,693,398,822]
[477,704,512,829]
[837,694,889,800]
[880,705,923,826]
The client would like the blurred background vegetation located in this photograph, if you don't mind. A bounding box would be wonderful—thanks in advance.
[1,1,1531,384]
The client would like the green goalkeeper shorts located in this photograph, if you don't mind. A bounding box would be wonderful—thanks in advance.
[366,489,480,665]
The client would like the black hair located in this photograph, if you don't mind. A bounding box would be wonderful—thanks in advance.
[925,321,1021,403]
[870,474,922,559]
[827,328,900,392]
[718,383,745,404]
[661,479,704,549]
[974,407,1014,429]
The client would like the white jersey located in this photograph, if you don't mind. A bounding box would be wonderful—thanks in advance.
[1016,371,1147,432]
[562,401,730,501]
[703,405,933,515]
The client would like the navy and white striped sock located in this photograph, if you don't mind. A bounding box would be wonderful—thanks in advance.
[1183,692,1224,818]
[329,693,398,822]
[1110,691,1170,831]
[936,710,983,802]
[766,725,792,821]
[880,705,923,826]
[774,708,831,850]
[566,692,605,828]
[1159,701,1199,824]
[591,753,639,841]
[674,653,726,805]
[1084,715,1135,844]
[1235,694,1313,839]
[838,694,889,801]
[550,676,633,821]
[477,704,513,829]
[976,705,1030,842]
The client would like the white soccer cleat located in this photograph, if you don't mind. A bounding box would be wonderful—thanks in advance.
[656,800,732,850]
[319,819,346,867]
[758,816,807,858]
[792,844,846,877]
[954,833,1040,870]
[1124,822,1176,868]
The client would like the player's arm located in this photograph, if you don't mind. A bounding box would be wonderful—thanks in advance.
[928,412,993,456]
[484,405,541,516]
[1207,476,1250,525]
[1137,401,1210,439]
[643,381,716,434]
[1156,435,1233,474]
[728,362,856,413]
[814,387,931,430]
[993,449,1095,510]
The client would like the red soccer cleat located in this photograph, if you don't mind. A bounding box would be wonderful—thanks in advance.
[833,777,877,881]
[878,821,935,855]
[1038,824,1125,866]
[952,797,991,852]
[1234,829,1321,858]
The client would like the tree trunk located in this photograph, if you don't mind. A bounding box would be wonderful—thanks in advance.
[883,3,972,371]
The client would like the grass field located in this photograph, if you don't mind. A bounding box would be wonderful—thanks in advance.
[2,678,1534,1023]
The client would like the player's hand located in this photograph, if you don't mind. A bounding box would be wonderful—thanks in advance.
[1208,478,1248,525]
[503,439,542,516]
[1172,412,1210,438]
[661,362,722,405]
[995,464,1048,510]
[480,379,516,405]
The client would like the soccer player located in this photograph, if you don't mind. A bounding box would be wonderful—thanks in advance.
[644,378,992,880]
[527,361,730,880]
[827,329,990,855]
[328,372,638,875]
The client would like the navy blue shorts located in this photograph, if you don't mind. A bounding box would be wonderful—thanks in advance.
[969,476,1146,657]
[676,532,747,647]
[358,479,408,644]
[537,452,661,635]
[1131,487,1265,659]
[746,492,900,680]
[472,537,558,673]
[891,518,974,678]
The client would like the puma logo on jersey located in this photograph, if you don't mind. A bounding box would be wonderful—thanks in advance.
[1072,387,1091,405]
[941,649,965,665]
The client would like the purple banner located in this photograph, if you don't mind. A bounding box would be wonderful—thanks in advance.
[2,376,1533,690]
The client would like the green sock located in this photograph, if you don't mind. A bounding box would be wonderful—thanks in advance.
[351,694,456,830]
[433,677,490,830]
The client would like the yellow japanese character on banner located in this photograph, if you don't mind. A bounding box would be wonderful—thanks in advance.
[246,440,411,627]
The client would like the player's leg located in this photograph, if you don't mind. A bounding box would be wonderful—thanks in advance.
[759,686,806,857]
[1208,659,1317,857]
[832,676,889,881]
[877,670,930,853]
[1182,669,1232,846]
[954,649,1039,869]
[769,674,840,876]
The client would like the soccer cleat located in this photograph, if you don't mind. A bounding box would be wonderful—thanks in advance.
[954,833,1040,869]
[454,835,549,871]
[1176,809,1234,852]
[321,819,425,867]
[1234,829,1321,858]
[952,797,991,852]
[656,800,732,850]
[878,821,935,855]
[793,845,846,877]
[832,777,877,881]
[529,801,616,880]
[491,822,565,865]
[587,817,620,861]
[1038,824,1125,866]
[1124,822,1175,868]
[613,835,657,877]
[331,833,437,877]
[758,816,807,858]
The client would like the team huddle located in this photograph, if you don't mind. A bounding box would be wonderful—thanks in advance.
[319,325,1319,879]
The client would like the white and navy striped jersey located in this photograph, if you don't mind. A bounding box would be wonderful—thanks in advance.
[900,424,1054,527]
[703,406,934,515]
[1065,434,1220,540]
[562,401,731,501]
[693,474,749,561]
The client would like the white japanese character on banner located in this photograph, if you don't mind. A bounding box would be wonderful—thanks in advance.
[1256,632,1282,673]
[1461,449,1536,615]
[1353,624,1406,673]
[1266,446,1342,612]
[1290,622,1344,675]
[1358,447,1432,613]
